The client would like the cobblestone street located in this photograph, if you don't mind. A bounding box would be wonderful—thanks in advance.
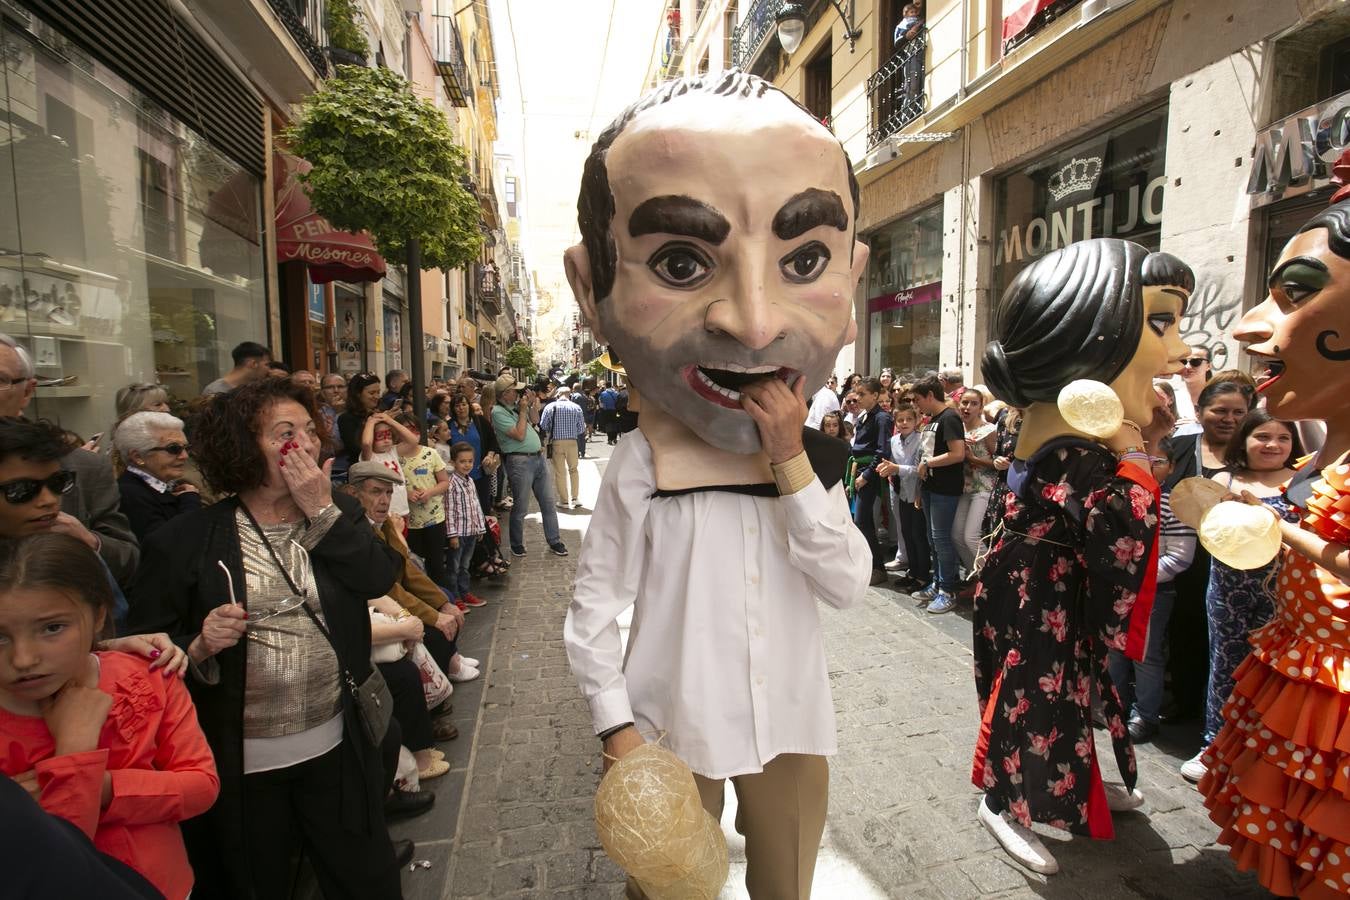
[397,438,1272,899]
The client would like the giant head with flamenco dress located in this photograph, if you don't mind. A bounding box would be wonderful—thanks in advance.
[1194,176,1350,899]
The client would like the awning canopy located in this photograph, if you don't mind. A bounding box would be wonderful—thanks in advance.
[274,152,387,284]
[1002,0,1056,43]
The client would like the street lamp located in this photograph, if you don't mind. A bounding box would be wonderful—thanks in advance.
[775,0,862,55]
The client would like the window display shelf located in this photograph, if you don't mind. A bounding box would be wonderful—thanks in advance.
[35,384,93,398]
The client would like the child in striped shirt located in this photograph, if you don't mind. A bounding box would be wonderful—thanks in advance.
[1107,439,1197,742]
[445,442,488,610]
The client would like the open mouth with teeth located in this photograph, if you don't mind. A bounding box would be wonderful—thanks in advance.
[684,364,797,410]
[1256,357,1286,392]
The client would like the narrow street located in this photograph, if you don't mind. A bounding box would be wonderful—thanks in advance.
[394,436,1270,900]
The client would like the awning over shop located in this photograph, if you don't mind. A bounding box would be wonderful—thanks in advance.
[274,152,386,284]
[1002,0,1056,43]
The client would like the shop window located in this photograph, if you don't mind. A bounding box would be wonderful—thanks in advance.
[865,203,944,375]
[991,104,1168,300]
[1322,36,1350,98]
[0,12,267,439]
[804,42,832,128]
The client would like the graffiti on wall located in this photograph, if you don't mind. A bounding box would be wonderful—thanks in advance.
[1180,277,1242,370]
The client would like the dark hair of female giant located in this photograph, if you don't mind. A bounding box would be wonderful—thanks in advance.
[1296,197,1350,257]
[982,239,1195,408]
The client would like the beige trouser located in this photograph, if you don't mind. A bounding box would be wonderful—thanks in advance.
[551,439,580,504]
[625,754,830,900]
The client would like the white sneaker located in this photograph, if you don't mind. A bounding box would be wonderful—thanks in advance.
[884,559,905,571]
[1180,749,1208,783]
[457,656,479,668]
[448,664,480,683]
[978,795,1059,875]
[1104,783,1145,812]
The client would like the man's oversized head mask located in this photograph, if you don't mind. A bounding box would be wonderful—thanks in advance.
[565,71,868,454]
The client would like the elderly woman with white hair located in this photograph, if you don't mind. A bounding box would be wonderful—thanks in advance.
[115,410,200,541]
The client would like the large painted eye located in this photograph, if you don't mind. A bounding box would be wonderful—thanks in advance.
[779,241,831,284]
[1147,313,1175,336]
[1280,281,1318,303]
[648,243,713,288]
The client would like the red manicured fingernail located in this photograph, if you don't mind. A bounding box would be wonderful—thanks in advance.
[279,460,285,467]
[150,649,161,658]
[243,611,249,619]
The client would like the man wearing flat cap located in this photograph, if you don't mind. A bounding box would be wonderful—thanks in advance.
[488,374,568,558]
[345,462,477,684]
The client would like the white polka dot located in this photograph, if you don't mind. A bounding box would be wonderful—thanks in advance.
[1260,729,1272,739]
[1291,568,1304,580]
[1327,852,1340,865]
[1293,751,1305,763]
[1267,820,1277,831]
[1285,741,1297,751]
[1246,823,1260,835]
[1260,805,1271,814]
[1246,738,1258,748]
[1287,667,1302,676]
[1329,879,1341,889]
[1289,649,1303,660]
[1286,590,1296,600]
[1303,612,1316,623]
[1304,667,1315,677]
[1318,606,1332,615]
[1311,846,1322,857]
[1317,629,1331,639]
[1285,821,1295,833]
[1343,872,1350,884]
[1313,753,1323,765]
[1268,746,1279,756]
[1271,838,1283,850]
[1242,804,1253,814]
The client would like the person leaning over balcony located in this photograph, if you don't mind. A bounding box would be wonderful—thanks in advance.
[895,2,925,107]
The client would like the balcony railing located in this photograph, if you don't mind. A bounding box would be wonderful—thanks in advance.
[866,33,927,148]
[432,14,471,105]
[266,0,329,76]
[730,0,784,70]
[1002,0,1084,55]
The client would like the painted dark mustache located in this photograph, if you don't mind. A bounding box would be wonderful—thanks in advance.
[1317,329,1350,361]
[637,327,825,388]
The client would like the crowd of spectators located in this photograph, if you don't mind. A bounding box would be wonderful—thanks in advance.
[0,334,610,898]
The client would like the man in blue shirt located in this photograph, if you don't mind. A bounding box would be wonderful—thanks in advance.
[597,383,619,444]
[541,386,587,508]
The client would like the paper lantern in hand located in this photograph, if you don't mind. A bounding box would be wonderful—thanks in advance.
[1199,500,1283,570]
[1057,380,1124,439]
[1169,477,1228,529]
[594,744,729,899]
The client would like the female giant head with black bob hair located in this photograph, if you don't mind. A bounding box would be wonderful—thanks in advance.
[983,238,1193,455]
[984,239,1194,406]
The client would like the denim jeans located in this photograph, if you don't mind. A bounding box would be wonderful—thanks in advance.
[449,533,478,600]
[503,452,561,550]
[853,475,887,569]
[1107,581,1176,725]
[922,488,960,593]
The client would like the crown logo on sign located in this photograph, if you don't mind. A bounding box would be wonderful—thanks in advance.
[1047,156,1103,203]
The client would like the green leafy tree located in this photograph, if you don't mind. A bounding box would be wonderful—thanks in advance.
[504,342,537,378]
[285,65,483,271]
[583,358,607,380]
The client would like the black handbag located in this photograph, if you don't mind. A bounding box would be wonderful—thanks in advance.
[240,503,392,748]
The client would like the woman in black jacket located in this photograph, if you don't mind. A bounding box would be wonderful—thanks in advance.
[113,410,201,542]
[337,372,382,469]
[128,378,403,900]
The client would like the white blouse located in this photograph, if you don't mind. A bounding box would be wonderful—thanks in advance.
[563,431,871,779]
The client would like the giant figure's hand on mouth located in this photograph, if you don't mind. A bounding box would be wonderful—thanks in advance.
[739,375,808,465]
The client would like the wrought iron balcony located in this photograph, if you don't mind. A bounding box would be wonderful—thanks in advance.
[431,14,471,106]
[266,0,329,77]
[866,33,927,148]
[730,0,784,70]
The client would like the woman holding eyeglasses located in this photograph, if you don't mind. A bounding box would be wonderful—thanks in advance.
[113,411,199,543]
[127,378,405,900]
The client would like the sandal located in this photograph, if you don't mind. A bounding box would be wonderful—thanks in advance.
[418,758,451,780]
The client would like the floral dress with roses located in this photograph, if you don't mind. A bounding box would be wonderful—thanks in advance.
[971,438,1159,838]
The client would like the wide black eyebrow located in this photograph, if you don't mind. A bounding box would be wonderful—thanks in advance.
[628,195,731,244]
[1268,255,1329,290]
[772,188,848,241]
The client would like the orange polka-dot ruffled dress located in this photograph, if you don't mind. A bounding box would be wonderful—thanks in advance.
[1199,457,1350,899]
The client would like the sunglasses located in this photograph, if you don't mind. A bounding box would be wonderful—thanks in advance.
[1182,357,1210,368]
[0,470,76,504]
[146,442,190,456]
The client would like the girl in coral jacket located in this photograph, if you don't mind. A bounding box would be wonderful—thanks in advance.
[0,533,219,900]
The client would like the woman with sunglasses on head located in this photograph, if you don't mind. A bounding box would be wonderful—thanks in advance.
[337,372,383,471]
[126,378,407,900]
[112,412,198,544]
[1163,378,1252,722]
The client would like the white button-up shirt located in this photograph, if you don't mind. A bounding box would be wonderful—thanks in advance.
[564,431,871,779]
